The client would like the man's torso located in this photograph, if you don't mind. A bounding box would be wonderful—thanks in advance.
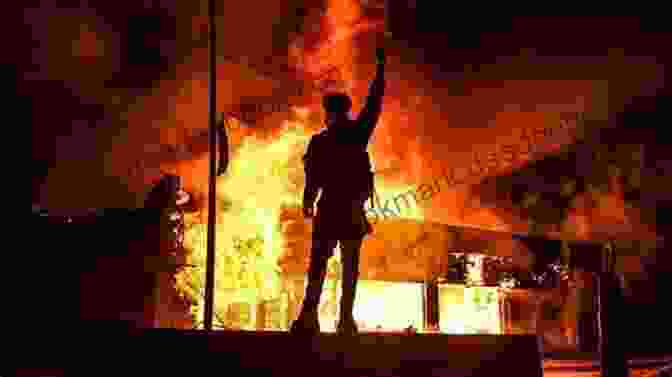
[308,124,373,204]
[306,122,374,239]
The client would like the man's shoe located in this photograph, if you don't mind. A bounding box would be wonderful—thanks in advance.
[336,317,358,336]
[290,313,320,336]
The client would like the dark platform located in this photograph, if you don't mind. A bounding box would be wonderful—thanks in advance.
[26,326,544,377]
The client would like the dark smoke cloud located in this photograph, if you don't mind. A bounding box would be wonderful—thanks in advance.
[26,2,669,219]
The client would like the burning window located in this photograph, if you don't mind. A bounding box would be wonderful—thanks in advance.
[327,280,424,332]
[439,284,500,334]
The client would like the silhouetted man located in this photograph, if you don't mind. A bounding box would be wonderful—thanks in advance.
[290,48,385,335]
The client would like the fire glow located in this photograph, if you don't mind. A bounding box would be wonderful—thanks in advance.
[178,113,431,331]
[176,0,448,331]
[169,0,609,332]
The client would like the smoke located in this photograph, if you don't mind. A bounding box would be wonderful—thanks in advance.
[29,0,667,228]
[170,8,665,236]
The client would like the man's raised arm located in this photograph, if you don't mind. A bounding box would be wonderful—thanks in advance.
[356,48,386,142]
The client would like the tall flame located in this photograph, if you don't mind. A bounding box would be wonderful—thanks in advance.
[180,106,422,329]
[174,0,506,331]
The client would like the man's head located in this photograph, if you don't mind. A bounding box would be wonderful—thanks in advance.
[323,92,352,127]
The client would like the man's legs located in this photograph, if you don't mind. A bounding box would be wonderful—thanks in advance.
[291,237,337,334]
[303,238,337,313]
[337,237,363,334]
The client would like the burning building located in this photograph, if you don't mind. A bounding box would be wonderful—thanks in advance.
[167,113,656,354]
[112,2,664,354]
[26,0,670,362]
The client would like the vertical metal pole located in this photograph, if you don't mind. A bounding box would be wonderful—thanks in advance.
[383,0,393,41]
[203,0,217,331]
[423,280,439,332]
[598,241,628,377]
